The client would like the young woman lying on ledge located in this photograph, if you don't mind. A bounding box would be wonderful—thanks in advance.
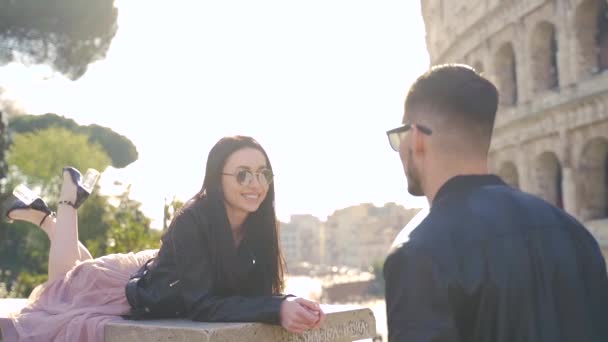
[7,135,323,341]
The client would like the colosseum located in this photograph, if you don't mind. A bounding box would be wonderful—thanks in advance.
[420,0,608,261]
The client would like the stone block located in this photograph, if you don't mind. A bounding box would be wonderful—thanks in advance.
[1,301,376,342]
[105,305,376,342]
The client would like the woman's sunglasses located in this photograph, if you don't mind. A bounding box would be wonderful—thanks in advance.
[222,168,274,187]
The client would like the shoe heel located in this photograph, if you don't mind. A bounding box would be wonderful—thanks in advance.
[81,168,101,193]
[12,184,39,206]
[6,185,53,225]
[62,167,100,209]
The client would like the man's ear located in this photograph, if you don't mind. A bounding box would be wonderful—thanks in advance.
[412,126,426,155]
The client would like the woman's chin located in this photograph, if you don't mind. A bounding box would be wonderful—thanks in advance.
[239,201,261,213]
[246,204,262,213]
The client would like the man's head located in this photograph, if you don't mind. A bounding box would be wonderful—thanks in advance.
[388,64,499,196]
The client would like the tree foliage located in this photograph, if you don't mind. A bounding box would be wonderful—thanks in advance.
[104,186,161,255]
[163,196,184,231]
[9,113,138,168]
[6,127,111,197]
[0,111,8,179]
[0,0,118,80]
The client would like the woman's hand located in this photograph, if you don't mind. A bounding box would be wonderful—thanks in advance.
[279,297,325,334]
[295,297,325,328]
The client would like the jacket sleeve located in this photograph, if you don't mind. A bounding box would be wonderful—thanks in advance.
[383,244,459,342]
[167,207,286,324]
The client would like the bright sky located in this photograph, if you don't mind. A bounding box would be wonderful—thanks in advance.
[0,0,430,227]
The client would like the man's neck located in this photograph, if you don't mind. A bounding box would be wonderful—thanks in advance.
[424,160,489,204]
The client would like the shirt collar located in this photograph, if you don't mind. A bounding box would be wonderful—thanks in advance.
[432,174,506,207]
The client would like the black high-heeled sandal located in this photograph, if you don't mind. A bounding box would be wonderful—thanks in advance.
[58,167,100,209]
[5,185,55,226]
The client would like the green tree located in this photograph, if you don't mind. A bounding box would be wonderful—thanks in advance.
[6,127,111,198]
[9,114,138,169]
[8,113,80,133]
[163,196,184,231]
[77,191,113,257]
[0,0,119,80]
[0,111,8,180]
[87,124,138,169]
[105,186,161,254]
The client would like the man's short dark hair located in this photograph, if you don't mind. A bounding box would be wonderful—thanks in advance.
[405,64,499,148]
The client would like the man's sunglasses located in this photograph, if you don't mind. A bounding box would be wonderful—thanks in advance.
[222,168,274,187]
[386,123,433,152]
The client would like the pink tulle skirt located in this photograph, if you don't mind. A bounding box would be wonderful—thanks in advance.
[9,249,158,342]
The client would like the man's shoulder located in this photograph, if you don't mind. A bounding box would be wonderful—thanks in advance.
[407,205,460,242]
[384,231,445,280]
[391,186,537,255]
[472,182,551,211]
[391,207,430,248]
[388,210,450,261]
[472,184,587,228]
[385,238,423,271]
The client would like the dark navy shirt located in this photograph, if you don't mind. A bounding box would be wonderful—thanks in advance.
[384,175,608,342]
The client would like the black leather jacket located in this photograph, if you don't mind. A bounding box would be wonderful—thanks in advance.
[384,175,608,342]
[125,198,286,323]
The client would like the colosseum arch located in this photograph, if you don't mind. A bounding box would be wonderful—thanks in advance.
[574,0,608,78]
[577,137,608,221]
[530,21,559,92]
[534,152,563,208]
[494,43,518,106]
[498,161,519,189]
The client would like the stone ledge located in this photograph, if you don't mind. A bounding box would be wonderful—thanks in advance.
[1,301,376,342]
[105,305,376,342]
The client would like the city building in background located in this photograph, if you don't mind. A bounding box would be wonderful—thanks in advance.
[280,214,323,272]
[280,203,420,273]
[324,203,420,270]
[421,0,608,261]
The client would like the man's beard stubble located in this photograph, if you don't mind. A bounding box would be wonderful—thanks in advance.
[406,148,424,197]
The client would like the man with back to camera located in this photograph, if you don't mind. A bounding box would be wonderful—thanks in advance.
[383,64,608,342]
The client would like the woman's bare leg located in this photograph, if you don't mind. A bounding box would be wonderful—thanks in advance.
[7,208,93,266]
[8,209,93,262]
[42,217,93,261]
[48,170,82,281]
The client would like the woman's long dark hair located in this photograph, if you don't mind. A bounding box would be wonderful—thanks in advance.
[191,135,285,295]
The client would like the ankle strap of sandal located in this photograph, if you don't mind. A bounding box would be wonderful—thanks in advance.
[39,212,55,226]
[58,200,77,208]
